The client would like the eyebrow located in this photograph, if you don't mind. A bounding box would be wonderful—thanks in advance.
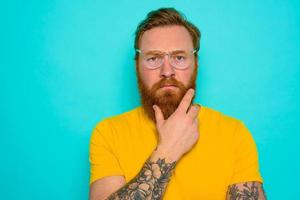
[171,50,187,54]
[144,49,187,55]
[144,50,164,55]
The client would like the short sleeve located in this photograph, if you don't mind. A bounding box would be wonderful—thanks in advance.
[89,120,124,185]
[229,121,263,184]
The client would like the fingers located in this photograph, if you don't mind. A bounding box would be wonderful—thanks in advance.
[194,115,199,127]
[177,89,195,114]
[187,105,200,119]
[153,105,164,125]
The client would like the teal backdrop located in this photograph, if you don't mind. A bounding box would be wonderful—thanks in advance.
[1,0,299,199]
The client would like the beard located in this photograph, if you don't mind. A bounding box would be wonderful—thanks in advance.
[137,66,197,123]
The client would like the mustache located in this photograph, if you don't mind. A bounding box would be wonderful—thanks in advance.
[151,77,185,91]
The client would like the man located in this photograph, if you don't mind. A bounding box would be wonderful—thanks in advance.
[89,8,266,200]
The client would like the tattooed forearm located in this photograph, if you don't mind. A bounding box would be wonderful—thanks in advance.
[106,158,176,200]
[227,181,267,200]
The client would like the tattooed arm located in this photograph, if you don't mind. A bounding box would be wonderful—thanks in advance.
[226,181,267,200]
[106,156,176,200]
[89,147,177,200]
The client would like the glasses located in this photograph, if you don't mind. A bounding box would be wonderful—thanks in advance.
[136,49,197,70]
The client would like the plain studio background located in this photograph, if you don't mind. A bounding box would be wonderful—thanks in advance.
[0,0,299,199]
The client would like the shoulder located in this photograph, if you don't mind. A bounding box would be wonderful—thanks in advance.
[94,106,142,132]
[200,105,257,151]
[200,105,243,130]
[198,105,254,144]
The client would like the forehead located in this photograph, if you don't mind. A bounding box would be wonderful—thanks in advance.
[139,25,193,51]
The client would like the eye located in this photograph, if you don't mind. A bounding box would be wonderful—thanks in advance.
[146,56,158,62]
[146,54,163,63]
[175,55,186,61]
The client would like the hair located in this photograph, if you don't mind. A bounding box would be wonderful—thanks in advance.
[134,7,201,60]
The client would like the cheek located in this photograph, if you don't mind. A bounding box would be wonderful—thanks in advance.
[176,69,194,86]
[139,68,160,88]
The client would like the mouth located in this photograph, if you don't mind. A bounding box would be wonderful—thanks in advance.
[160,84,177,89]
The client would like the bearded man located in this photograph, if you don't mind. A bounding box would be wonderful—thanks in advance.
[89,7,266,200]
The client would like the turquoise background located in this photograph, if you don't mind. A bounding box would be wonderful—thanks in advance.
[1,0,299,199]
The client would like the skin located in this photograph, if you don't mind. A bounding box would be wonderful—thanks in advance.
[226,181,267,200]
[137,25,197,94]
[89,25,267,200]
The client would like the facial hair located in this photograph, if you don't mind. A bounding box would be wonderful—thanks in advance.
[137,66,197,123]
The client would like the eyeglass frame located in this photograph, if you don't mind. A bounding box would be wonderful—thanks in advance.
[135,48,197,70]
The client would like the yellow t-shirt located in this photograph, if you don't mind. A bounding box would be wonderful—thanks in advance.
[89,105,263,199]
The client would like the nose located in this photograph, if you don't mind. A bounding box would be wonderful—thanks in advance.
[159,55,175,78]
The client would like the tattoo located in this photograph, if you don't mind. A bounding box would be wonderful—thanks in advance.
[227,182,267,200]
[107,158,176,200]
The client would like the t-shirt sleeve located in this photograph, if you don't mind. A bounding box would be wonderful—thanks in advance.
[89,120,124,185]
[229,121,263,185]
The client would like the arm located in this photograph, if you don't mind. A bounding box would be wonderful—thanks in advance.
[89,148,176,200]
[106,153,176,200]
[89,176,126,200]
[226,181,267,200]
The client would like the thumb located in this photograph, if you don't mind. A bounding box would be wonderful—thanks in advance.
[153,105,164,125]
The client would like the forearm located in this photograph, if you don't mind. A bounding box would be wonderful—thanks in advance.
[226,182,267,200]
[106,150,176,200]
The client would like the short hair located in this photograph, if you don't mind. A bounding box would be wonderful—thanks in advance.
[134,7,201,60]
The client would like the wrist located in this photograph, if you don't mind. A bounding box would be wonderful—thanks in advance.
[151,145,181,163]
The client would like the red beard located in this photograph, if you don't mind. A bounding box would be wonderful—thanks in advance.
[137,67,197,122]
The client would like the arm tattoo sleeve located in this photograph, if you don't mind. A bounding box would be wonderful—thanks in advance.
[106,158,176,200]
[227,181,267,200]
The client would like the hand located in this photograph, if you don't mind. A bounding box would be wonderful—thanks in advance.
[153,89,201,162]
